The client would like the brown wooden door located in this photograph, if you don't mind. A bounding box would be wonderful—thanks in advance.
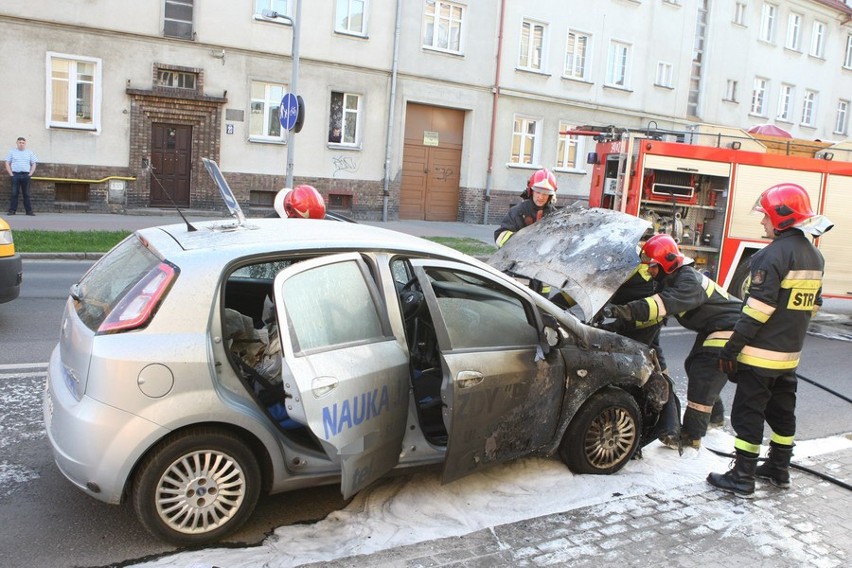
[400,104,464,221]
[150,123,192,207]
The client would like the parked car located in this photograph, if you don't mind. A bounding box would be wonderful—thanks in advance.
[44,212,667,546]
[0,216,22,303]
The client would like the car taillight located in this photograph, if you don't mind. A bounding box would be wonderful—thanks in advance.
[98,262,177,334]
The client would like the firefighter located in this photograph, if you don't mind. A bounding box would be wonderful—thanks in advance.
[493,168,557,247]
[273,185,327,219]
[603,233,742,450]
[707,183,832,497]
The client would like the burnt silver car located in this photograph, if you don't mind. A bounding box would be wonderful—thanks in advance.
[44,206,664,545]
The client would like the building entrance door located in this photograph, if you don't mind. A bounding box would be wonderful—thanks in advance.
[150,123,192,207]
[400,104,464,221]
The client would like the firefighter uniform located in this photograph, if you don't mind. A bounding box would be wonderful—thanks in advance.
[621,264,741,443]
[493,199,555,247]
[721,229,825,456]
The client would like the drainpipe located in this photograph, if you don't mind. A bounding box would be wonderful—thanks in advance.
[483,0,507,224]
[382,0,403,222]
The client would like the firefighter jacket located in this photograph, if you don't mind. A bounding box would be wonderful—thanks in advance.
[728,229,824,375]
[494,199,555,247]
[623,264,741,353]
[605,264,668,370]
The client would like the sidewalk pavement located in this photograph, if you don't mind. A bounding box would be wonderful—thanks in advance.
[301,444,852,568]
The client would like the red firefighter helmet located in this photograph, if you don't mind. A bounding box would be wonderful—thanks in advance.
[641,234,685,274]
[528,168,558,196]
[284,185,326,219]
[753,183,815,231]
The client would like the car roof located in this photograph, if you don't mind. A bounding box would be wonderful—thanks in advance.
[140,217,469,261]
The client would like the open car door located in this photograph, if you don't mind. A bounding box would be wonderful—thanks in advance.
[408,260,566,484]
[273,253,409,499]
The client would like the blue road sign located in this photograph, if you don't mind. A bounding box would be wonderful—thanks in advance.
[279,93,299,131]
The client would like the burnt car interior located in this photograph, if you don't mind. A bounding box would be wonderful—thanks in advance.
[221,253,544,454]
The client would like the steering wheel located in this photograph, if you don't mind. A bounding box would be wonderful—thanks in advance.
[399,277,424,321]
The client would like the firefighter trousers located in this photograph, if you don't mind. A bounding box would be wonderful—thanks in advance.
[730,368,797,447]
[682,350,728,439]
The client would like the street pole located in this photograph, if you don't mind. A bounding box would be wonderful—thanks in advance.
[262,0,301,189]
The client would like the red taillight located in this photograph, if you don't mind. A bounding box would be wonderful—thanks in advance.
[98,262,177,334]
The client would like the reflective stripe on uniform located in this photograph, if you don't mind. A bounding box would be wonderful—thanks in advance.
[633,317,663,329]
[496,230,514,247]
[770,432,795,446]
[734,438,761,455]
[781,270,823,288]
[703,330,733,348]
[645,294,665,319]
[738,345,801,369]
[687,400,714,413]
[742,296,775,323]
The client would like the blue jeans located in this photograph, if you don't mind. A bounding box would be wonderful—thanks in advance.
[9,172,32,213]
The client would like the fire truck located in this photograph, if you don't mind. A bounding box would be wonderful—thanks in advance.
[576,124,852,300]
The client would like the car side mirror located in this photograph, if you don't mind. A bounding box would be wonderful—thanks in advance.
[540,313,563,348]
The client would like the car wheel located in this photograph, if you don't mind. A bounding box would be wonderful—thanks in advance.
[132,427,261,546]
[559,387,641,475]
[728,261,751,299]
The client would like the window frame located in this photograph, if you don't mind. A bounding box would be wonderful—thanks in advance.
[563,29,591,81]
[163,0,194,40]
[835,100,849,135]
[249,80,288,142]
[776,84,794,122]
[328,90,363,147]
[45,52,102,132]
[519,18,547,72]
[845,35,852,69]
[254,0,290,18]
[334,0,367,36]
[605,40,631,89]
[759,2,777,43]
[750,77,768,116]
[509,115,540,166]
[422,0,465,55]
[724,79,739,102]
[785,12,802,51]
[555,121,585,172]
[733,2,747,26]
[655,61,673,88]
[810,21,826,59]
[801,90,817,127]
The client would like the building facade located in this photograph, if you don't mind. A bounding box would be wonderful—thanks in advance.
[1,0,850,223]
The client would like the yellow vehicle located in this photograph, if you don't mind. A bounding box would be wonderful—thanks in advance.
[0,216,22,303]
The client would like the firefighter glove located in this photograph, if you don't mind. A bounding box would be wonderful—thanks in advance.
[603,304,633,322]
[718,347,738,377]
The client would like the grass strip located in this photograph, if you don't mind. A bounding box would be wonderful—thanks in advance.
[14,230,131,253]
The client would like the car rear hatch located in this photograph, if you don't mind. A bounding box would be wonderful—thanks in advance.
[58,235,175,399]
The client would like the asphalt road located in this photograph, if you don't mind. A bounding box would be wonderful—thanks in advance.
[0,259,849,568]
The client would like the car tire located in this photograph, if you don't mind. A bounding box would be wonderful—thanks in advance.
[132,427,261,546]
[559,386,641,475]
[728,261,751,299]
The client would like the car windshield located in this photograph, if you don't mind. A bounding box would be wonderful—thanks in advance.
[74,236,161,331]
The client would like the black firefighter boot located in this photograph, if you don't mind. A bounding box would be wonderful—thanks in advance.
[755,443,793,488]
[707,451,758,498]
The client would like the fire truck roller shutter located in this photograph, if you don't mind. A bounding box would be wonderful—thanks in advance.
[643,155,732,177]
[817,174,852,297]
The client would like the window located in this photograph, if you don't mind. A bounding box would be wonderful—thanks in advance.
[810,21,826,58]
[845,35,852,69]
[335,0,366,35]
[724,79,738,102]
[835,100,849,135]
[655,61,673,87]
[164,0,193,39]
[801,90,817,126]
[255,0,289,17]
[510,116,539,165]
[733,2,747,26]
[786,12,802,51]
[423,0,464,54]
[519,20,546,71]
[606,41,631,88]
[564,30,591,80]
[328,91,362,145]
[759,3,776,43]
[47,52,101,131]
[556,122,584,170]
[751,77,768,116]
[777,84,793,121]
[156,68,197,90]
[250,81,286,140]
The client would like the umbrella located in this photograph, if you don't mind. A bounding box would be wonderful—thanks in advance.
[747,124,792,138]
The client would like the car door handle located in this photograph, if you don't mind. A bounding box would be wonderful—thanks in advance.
[456,371,484,389]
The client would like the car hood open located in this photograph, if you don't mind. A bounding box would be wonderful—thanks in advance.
[488,204,652,321]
